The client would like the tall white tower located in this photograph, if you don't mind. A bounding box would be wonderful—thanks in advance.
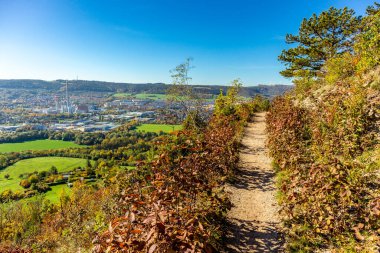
[65,80,70,114]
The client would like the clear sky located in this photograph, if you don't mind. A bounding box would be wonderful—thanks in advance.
[0,0,375,86]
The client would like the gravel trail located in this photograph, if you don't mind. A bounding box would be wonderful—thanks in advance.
[224,112,284,253]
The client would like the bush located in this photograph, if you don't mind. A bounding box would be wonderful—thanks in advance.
[28,174,39,184]
[20,179,31,189]
[92,100,252,252]
[267,69,380,252]
[31,182,51,193]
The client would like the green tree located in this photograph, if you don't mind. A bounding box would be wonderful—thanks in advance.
[86,158,92,168]
[49,166,58,175]
[279,7,361,78]
[167,58,207,131]
[20,179,31,189]
[28,174,39,184]
[356,3,380,71]
[214,79,243,117]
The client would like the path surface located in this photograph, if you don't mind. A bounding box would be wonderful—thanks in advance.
[224,112,284,253]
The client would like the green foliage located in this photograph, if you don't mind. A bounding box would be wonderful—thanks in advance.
[323,53,357,84]
[167,58,209,132]
[136,123,182,133]
[0,184,117,252]
[279,7,361,78]
[49,166,58,175]
[250,95,270,112]
[20,179,31,189]
[28,174,39,184]
[113,93,168,100]
[0,139,84,153]
[214,79,243,117]
[0,157,89,194]
[356,3,380,72]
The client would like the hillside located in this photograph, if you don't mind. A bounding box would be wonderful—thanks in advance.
[267,4,380,252]
[0,79,292,98]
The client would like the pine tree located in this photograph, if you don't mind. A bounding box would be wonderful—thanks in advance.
[279,7,361,78]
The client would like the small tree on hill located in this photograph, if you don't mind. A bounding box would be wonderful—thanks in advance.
[50,166,58,175]
[214,79,243,117]
[167,58,208,131]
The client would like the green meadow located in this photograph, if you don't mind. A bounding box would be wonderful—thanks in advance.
[113,93,216,101]
[44,184,73,203]
[0,157,88,192]
[136,124,182,133]
[113,93,167,100]
[0,139,83,153]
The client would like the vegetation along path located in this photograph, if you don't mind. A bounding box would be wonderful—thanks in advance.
[224,112,284,252]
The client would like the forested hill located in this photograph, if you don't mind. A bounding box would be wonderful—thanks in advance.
[0,79,291,97]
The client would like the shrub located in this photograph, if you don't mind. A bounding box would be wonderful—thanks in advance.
[28,174,39,184]
[267,72,380,252]
[20,179,31,189]
[92,102,251,252]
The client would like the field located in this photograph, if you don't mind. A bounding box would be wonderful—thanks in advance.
[136,124,182,133]
[0,139,84,153]
[113,93,167,100]
[0,157,89,192]
[113,93,217,101]
[45,184,73,202]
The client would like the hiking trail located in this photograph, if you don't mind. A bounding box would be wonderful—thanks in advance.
[224,112,284,252]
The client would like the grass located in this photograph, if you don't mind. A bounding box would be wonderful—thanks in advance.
[136,124,182,133]
[113,93,217,102]
[113,93,168,100]
[44,184,73,203]
[0,157,89,192]
[0,139,84,153]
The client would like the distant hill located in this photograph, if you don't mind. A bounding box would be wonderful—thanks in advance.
[0,79,292,98]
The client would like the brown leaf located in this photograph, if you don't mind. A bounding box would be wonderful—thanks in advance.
[158,211,166,223]
[354,229,365,241]
[198,221,204,231]
[157,222,165,234]
[148,244,157,253]
[146,227,155,242]
[131,229,142,234]
[130,212,136,223]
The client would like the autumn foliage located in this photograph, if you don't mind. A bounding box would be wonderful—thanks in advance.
[267,4,380,251]
[92,91,262,252]
[92,118,243,252]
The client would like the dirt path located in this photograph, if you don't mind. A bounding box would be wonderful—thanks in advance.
[224,112,284,253]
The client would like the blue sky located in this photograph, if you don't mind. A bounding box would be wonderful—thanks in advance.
[0,0,375,86]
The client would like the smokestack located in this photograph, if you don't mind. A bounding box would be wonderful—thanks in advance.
[66,80,70,114]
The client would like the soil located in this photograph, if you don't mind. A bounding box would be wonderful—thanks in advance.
[223,112,284,252]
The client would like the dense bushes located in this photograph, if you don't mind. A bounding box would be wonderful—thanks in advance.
[92,88,261,252]
[268,3,380,251]
[0,130,105,145]
[0,183,117,252]
[267,89,380,251]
